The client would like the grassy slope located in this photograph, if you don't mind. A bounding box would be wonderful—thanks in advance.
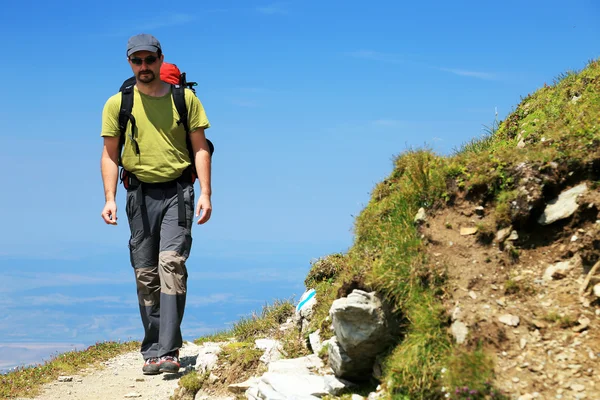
[305,59,600,399]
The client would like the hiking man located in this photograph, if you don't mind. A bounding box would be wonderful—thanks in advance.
[99,33,212,374]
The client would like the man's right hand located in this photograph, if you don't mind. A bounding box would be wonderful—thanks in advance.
[101,200,118,225]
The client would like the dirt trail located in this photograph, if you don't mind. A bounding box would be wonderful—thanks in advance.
[17,342,202,400]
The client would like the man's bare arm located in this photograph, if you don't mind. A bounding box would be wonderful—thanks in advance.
[100,136,120,225]
[189,128,212,224]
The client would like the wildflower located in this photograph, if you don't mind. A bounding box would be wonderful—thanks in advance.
[441,386,447,392]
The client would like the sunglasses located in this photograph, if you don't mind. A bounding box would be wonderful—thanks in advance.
[129,55,158,66]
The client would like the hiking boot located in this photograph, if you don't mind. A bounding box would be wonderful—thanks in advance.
[158,351,180,373]
[142,357,161,375]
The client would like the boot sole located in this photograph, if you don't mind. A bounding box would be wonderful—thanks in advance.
[159,363,180,373]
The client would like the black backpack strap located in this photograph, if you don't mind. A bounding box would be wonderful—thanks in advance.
[118,83,139,164]
[172,84,214,156]
[172,84,189,134]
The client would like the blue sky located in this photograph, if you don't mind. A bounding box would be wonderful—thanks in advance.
[1,0,599,370]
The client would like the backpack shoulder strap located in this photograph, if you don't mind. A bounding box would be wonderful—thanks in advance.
[118,82,139,164]
[172,84,214,157]
[172,84,189,134]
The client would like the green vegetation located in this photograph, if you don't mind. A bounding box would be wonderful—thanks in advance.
[0,341,139,399]
[542,312,577,329]
[290,58,600,398]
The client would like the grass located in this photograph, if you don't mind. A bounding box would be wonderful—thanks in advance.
[0,341,139,399]
[542,312,577,329]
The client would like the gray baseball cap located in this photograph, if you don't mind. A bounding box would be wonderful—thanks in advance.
[127,34,162,57]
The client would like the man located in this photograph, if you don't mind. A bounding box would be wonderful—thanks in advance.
[100,33,212,375]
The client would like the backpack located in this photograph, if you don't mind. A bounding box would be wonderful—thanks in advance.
[117,62,214,185]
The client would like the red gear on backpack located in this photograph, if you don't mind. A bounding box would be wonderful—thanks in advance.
[160,62,182,85]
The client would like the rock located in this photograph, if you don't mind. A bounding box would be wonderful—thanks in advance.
[507,230,519,241]
[309,330,323,355]
[194,343,222,373]
[124,393,142,399]
[499,314,520,327]
[460,226,478,236]
[58,376,73,382]
[468,291,477,299]
[257,339,283,364]
[570,383,585,392]
[451,321,469,344]
[297,289,317,319]
[258,372,349,398]
[352,395,365,400]
[593,284,600,297]
[268,355,324,375]
[228,377,259,394]
[518,394,534,400]
[208,373,219,384]
[497,227,512,242]
[414,207,427,224]
[520,338,527,349]
[543,254,582,281]
[328,290,398,380]
[538,183,588,225]
[451,306,463,321]
[572,317,590,333]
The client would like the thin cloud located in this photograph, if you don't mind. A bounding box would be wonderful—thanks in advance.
[348,50,496,80]
[22,294,125,306]
[437,67,496,80]
[257,2,289,15]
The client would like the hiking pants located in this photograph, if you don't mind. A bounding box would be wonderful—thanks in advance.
[125,180,194,360]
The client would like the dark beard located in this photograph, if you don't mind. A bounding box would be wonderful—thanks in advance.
[137,70,155,83]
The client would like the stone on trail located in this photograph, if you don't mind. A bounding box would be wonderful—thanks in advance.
[124,393,142,398]
[460,226,478,236]
[498,314,520,327]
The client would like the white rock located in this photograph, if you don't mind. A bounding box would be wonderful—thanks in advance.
[543,255,581,281]
[268,355,323,375]
[507,230,519,241]
[593,284,600,298]
[538,183,588,225]
[308,330,323,355]
[570,383,585,392]
[451,321,469,344]
[414,207,427,224]
[351,395,366,400]
[297,289,317,320]
[468,291,477,300]
[260,372,346,398]
[228,377,259,394]
[257,339,284,364]
[497,227,512,242]
[499,314,520,327]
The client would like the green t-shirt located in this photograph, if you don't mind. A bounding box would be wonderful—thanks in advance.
[101,86,210,183]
